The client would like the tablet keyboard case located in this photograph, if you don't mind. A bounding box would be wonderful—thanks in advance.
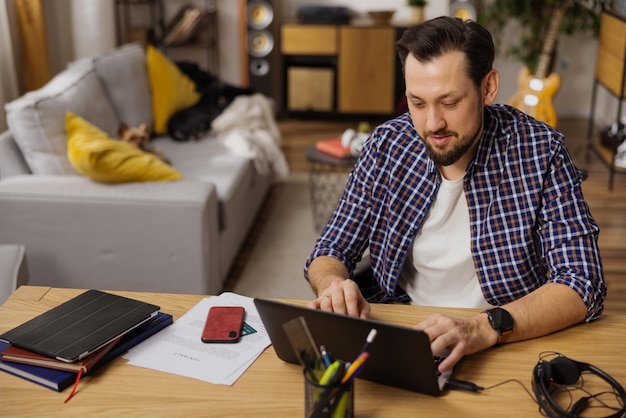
[0,290,159,362]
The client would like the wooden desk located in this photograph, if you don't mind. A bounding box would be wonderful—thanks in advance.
[1,286,625,417]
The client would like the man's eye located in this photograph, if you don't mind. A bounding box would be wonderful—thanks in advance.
[442,102,458,108]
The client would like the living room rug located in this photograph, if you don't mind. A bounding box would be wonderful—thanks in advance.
[225,172,319,300]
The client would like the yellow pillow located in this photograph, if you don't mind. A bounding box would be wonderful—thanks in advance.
[146,45,200,135]
[66,112,183,183]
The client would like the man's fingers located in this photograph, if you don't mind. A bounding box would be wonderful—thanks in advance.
[415,314,451,342]
[414,313,489,373]
[437,348,463,372]
[319,294,334,312]
[311,279,370,318]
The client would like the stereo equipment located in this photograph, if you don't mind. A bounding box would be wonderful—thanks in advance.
[240,0,282,109]
[532,353,626,418]
[247,0,273,30]
[296,6,351,25]
[450,0,478,21]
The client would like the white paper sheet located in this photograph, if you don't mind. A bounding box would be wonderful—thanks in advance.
[123,292,271,385]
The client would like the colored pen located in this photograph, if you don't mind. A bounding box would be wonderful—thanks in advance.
[359,328,378,354]
[341,352,369,383]
[314,360,344,402]
[331,389,351,418]
[319,360,343,386]
[320,345,332,369]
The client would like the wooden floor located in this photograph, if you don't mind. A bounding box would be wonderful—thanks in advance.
[276,117,626,315]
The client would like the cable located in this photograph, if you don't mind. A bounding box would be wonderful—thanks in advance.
[448,373,626,418]
[444,352,625,417]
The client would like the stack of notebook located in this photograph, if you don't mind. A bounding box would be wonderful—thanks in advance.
[315,137,353,159]
[0,290,173,393]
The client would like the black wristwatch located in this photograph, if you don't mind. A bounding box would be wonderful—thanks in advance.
[484,307,514,345]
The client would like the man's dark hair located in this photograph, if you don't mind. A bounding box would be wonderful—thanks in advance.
[396,16,495,88]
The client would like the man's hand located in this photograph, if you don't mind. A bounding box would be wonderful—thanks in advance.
[415,313,498,373]
[307,256,371,318]
[415,284,589,372]
[307,279,371,319]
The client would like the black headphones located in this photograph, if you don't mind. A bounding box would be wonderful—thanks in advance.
[532,353,626,418]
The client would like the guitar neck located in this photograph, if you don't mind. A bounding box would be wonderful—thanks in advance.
[534,0,571,79]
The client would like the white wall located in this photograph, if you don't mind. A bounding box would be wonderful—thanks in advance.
[278,0,448,22]
[70,0,116,59]
[0,0,19,131]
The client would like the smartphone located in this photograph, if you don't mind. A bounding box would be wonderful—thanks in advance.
[201,306,245,343]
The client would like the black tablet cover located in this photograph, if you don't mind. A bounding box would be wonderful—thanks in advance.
[0,290,159,362]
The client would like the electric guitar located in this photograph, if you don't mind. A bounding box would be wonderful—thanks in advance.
[508,1,571,128]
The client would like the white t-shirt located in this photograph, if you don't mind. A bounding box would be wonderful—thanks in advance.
[399,176,492,309]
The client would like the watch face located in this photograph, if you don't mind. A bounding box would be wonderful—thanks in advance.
[491,308,514,331]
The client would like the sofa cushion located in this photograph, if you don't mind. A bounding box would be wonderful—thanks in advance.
[73,43,153,129]
[146,45,200,135]
[153,135,254,227]
[5,65,118,175]
[0,131,30,178]
[66,112,183,183]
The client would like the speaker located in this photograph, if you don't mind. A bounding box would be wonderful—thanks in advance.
[449,0,478,21]
[240,0,282,107]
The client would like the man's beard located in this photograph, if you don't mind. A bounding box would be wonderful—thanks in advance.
[422,121,482,167]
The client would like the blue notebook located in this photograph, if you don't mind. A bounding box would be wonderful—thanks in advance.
[0,311,173,391]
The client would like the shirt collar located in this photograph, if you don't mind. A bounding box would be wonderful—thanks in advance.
[471,105,504,171]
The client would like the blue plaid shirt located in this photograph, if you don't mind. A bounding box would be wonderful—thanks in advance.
[305,104,605,321]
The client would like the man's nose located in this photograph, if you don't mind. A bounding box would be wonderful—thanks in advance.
[426,108,446,133]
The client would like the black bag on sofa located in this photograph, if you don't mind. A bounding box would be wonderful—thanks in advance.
[167,62,255,142]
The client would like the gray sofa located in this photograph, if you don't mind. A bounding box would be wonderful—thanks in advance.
[0,43,283,295]
[0,244,28,304]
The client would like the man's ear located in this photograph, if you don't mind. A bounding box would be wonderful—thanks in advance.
[482,69,499,105]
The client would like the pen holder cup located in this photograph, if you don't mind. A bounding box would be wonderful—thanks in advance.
[304,370,354,418]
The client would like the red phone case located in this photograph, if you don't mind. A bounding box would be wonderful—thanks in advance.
[201,306,245,343]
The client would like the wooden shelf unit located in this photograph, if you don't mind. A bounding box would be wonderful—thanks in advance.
[281,23,405,118]
[115,0,219,76]
[588,9,626,189]
[115,0,165,46]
